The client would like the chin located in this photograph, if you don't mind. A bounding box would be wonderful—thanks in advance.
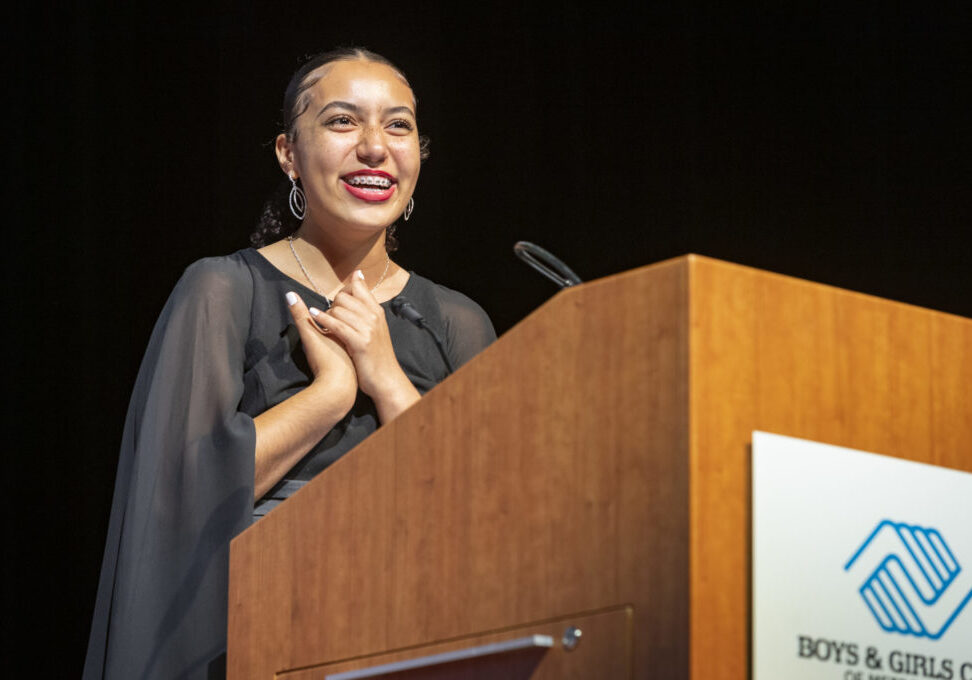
[343,214,398,235]
[345,207,400,230]
[309,203,398,235]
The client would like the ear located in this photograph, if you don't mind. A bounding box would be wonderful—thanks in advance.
[275,133,297,178]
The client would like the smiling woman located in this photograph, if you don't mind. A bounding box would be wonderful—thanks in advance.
[82,48,495,680]
[252,48,430,252]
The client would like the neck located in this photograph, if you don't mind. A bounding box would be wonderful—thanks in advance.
[293,221,390,292]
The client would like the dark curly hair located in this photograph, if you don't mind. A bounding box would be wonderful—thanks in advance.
[250,48,430,251]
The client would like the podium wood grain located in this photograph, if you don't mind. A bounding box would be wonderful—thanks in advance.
[689,258,972,679]
[228,256,972,679]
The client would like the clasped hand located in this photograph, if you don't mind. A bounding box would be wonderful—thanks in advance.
[286,271,417,421]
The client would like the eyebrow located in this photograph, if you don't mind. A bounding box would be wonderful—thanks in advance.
[316,101,416,119]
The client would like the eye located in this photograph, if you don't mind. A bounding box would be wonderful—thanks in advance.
[325,115,355,128]
[388,119,414,133]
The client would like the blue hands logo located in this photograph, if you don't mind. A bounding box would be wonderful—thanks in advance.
[845,520,972,640]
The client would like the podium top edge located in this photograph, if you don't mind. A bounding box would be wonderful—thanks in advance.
[574,254,970,324]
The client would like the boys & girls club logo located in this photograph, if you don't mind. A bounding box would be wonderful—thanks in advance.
[845,520,972,640]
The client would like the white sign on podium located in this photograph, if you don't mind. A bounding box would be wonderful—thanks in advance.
[752,431,972,680]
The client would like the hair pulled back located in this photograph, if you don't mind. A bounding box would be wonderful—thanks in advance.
[250,48,429,250]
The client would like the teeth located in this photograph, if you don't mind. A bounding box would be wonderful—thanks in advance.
[346,174,392,188]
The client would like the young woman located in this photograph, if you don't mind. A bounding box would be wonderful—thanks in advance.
[84,48,494,680]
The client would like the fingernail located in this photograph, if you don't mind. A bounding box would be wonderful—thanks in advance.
[309,307,321,317]
[286,291,298,306]
[354,269,365,280]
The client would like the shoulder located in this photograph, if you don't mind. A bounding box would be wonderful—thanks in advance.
[407,274,496,349]
[178,250,253,289]
[408,274,490,323]
[157,250,257,329]
[173,250,255,300]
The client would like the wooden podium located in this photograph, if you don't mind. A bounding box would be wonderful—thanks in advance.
[227,256,972,679]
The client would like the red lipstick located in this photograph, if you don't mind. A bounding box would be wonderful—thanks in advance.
[341,169,397,202]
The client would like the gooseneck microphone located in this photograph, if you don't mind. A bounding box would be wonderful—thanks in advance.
[391,297,455,375]
[513,241,583,289]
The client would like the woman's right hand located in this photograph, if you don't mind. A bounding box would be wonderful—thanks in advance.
[253,291,358,500]
[286,291,358,411]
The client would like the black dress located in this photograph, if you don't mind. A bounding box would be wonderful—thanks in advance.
[83,248,496,680]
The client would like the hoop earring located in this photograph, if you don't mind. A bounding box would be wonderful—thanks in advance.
[289,174,306,220]
[403,197,414,221]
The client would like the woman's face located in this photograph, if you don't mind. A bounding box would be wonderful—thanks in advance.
[279,59,421,236]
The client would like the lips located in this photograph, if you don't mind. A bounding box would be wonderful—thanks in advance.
[341,170,397,202]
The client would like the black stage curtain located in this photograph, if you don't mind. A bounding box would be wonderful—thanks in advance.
[3,2,970,675]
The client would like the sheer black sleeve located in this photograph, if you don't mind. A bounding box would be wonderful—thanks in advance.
[433,285,497,369]
[84,255,255,680]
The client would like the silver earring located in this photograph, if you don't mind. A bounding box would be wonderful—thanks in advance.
[288,174,306,220]
[403,196,414,221]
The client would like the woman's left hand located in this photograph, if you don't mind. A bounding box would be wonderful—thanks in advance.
[312,271,421,422]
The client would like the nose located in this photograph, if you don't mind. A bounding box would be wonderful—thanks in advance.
[356,124,388,166]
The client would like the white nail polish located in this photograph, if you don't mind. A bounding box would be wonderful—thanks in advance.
[309,307,320,317]
[354,269,365,280]
[286,292,298,306]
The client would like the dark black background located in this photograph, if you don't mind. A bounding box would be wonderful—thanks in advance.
[3,2,970,674]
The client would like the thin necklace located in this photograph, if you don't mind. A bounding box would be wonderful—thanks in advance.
[287,235,391,299]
